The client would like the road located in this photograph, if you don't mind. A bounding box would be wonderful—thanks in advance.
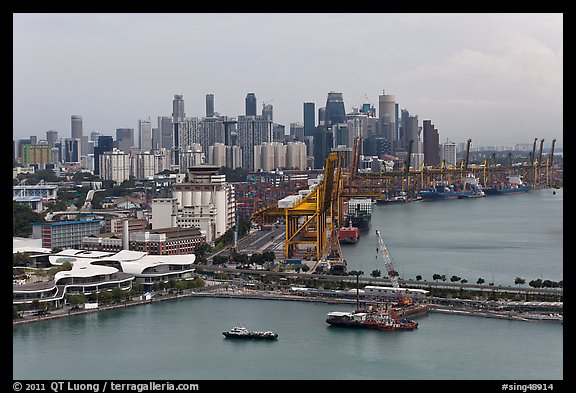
[210,226,286,261]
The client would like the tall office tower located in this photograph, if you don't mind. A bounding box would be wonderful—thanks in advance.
[245,93,257,116]
[262,104,273,122]
[158,116,173,150]
[237,115,273,172]
[29,135,37,145]
[46,130,58,146]
[151,127,160,150]
[378,90,397,153]
[395,103,400,145]
[324,92,347,125]
[318,107,326,126]
[422,120,440,166]
[138,118,152,151]
[313,125,333,169]
[290,122,305,141]
[64,138,81,163]
[90,131,100,147]
[303,102,316,137]
[172,94,185,166]
[399,109,419,153]
[172,94,185,120]
[206,94,215,117]
[71,115,83,156]
[273,123,285,142]
[93,135,113,175]
[116,128,134,153]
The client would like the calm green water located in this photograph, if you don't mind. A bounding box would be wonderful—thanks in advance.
[13,297,563,380]
[13,189,563,380]
[343,188,563,286]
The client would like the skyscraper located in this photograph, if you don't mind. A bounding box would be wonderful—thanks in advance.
[46,130,58,146]
[303,102,315,137]
[172,94,185,166]
[378,91,397,154]
[139,118,152,151]
[71,115,83,156]
[262,104,273,122]
[423,120,440,166]
[206,94,215,117]
[116,128,134,153]
[158,116,173,150]
[94,135,113,175]
[245,93,257,116]
[324,92,346,125]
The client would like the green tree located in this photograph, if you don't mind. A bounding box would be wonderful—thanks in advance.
[97,290,113,305]
[450,275,461,283]
[212,255,229,265]
[416,275,423,281]
[13,252,32,267]
[301,264,310,273]
[67,294,87,306]
[111,288,125,303]
[514,277,526,287]
[13,202,45,237]
[432,274,442,282]
[476,278,485,285]
[370,269,381,278]
[262,251,276,262]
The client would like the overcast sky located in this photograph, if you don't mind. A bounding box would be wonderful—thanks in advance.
[13,13,563,148]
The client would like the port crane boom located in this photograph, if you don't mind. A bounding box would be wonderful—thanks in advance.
[375,230,412,305]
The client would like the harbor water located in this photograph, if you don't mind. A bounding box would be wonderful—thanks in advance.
[13,189,563,380]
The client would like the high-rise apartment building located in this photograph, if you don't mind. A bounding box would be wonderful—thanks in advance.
[441,141,457,167]
[237,115,273,172]
[100,149,131,184]
[245,93,257,116]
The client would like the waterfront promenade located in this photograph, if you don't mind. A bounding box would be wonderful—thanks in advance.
[13,283,563,326]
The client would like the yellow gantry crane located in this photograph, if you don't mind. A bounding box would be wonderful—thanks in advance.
[251,151,343,261]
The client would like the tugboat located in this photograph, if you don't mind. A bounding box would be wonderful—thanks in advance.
[326,306,418,331]
[222,325,278,340]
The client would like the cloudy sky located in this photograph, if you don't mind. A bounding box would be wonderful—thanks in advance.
[13,13,563,148]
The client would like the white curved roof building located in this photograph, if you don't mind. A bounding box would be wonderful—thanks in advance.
[13,246,196,307]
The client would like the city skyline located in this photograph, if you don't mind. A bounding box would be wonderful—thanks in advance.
[13,13,563,147]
